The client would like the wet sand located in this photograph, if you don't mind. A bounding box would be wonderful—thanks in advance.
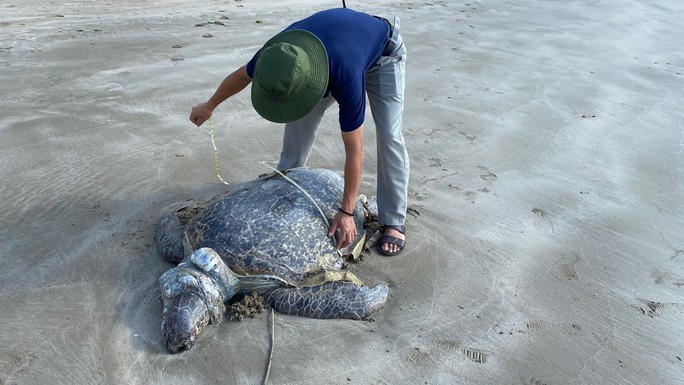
[1,0,683,384]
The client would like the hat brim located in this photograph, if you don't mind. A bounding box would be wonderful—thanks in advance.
[251,30,329,123]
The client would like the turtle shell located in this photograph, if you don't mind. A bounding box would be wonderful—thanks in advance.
[184,168,364,285]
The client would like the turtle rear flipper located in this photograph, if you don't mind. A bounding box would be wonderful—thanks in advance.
[263,281,389,320]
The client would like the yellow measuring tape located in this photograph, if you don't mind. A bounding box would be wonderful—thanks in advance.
[209,117,230,185]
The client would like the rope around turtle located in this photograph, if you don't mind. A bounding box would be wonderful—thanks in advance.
[262,308,275,385]
[259,163,330,228]
[207,118,327,227]
[261,163,345,256]
[205,118,341,253]
[260,163,342,257]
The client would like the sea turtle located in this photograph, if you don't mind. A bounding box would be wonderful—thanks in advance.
[155,167,389,353]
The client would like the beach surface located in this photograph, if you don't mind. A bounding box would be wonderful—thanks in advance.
[1,0,683,384]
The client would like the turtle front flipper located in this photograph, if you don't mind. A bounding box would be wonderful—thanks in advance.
[155,211,188,264]
[263,281,389,320]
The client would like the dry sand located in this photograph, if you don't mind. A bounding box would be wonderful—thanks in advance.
[1,0,683,384]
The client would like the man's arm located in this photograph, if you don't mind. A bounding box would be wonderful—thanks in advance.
[190,65,252,126]
[328,124,365,249]
[341,125,364,213]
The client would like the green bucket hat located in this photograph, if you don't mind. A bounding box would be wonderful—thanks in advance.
[251,29,329,123]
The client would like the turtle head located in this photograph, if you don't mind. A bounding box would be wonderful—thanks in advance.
[158,248,234,354]
[161,289,211,353]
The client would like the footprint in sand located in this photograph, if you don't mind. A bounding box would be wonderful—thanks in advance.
[557,253,580,280]
[461,347,489,363]
[462,165,497,203]
[635,300,684,318]
[404,340,489,370]
[650,269,671,284]
[532,208,554,233]
[525,322,582,335]
[477,165,497,182]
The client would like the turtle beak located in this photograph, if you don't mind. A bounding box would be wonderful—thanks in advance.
[161,290,210,353]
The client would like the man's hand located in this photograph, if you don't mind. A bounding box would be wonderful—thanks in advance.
[190,102,214,127]
[328,125,364,249]
[328,211,357,249]
[189,65,253,127]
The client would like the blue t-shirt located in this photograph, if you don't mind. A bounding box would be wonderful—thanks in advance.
[246,8,390,132]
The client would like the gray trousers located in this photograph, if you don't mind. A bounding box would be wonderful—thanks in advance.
[277,17,409,227]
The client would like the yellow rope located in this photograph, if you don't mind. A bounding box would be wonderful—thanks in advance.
[209,118,230,185]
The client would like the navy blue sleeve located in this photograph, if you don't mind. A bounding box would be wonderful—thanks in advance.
[330,69,367,132]
[245,50,260,78]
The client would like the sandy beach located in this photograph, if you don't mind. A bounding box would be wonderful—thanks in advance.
[1,0,683,383]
